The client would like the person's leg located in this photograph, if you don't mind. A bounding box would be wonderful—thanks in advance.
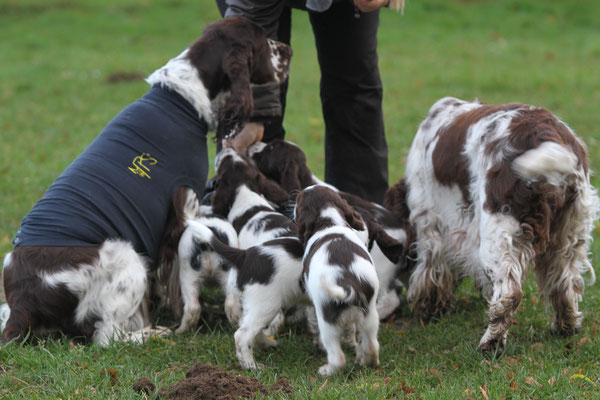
[309,3,388,203]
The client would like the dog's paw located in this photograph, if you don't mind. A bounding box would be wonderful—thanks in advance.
[477,336,506,355]
[318,364,340,376]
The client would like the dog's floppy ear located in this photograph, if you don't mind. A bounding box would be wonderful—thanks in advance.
[256,172,289,205]
[360,213,405,264]
[219,42,254,127]
[210,176,232,217]
[295,193,316,247]
[281,160,303,193]
[336,196,365,232]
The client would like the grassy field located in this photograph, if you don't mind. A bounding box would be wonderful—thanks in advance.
[1,0,599,398]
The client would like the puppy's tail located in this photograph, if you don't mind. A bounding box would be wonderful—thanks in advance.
[512,142,579,186]
[185,220,246,270]
[320,276,351,302]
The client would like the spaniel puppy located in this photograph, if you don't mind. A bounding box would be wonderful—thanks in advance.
[386,97,599,353]
[211,148,294,248]
[1,17,291,345]
[295,185,381,376]
[174,206,239,334]
[249,139,411,319]
[181,221,306,369]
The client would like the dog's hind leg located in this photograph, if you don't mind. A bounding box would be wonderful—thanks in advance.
[358,304,380,367]
[535,184,598,335]
[407,215,456,319]
[68,241,148,346]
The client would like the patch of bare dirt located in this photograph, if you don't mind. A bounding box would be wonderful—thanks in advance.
[156,363,292,400]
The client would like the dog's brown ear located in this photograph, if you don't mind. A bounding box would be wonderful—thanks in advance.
[337,197,365,232]
[220,42,254,126]
[371,223,405,264]
[210,176,232,217]
[383,178,411,220]
[281,160,303,193]
[256,172,289,205]
[354,206,404,264]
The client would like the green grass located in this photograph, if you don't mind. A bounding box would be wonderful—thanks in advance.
[1,0,600,398]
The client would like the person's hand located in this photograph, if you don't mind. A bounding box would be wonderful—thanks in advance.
[222,122,265,154]
[353,0,389,13]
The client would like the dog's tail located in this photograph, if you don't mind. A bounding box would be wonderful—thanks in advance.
[184,220,246,270]
[512,142,579,186]
[320,276,352,302]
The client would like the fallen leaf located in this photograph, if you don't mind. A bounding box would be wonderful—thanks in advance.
[530,343,543,351]
[401,381,415,393]
[451,362,462,371]
[463,388,476,396]
[383,377,392,384]
[407,347,416,354]
[548,376,556,387]
[429,368,441,378]
[525,377,541,387]
[479,382,489,400]
[509,380,518,391]
[318,378,328,394]
[503,356,519,365]
[101,368,119,386]
[506,371,516,380]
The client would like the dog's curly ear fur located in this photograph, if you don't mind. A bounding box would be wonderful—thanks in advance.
[220,42,254,127]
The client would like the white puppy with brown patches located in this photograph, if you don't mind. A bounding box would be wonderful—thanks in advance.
[295,185,380,376]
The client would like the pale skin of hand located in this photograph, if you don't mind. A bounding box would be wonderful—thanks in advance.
[221,121,265,153]
[354,0,389,13]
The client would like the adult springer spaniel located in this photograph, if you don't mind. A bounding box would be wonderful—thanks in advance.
[1,17,291,345]
[385,97,599,353]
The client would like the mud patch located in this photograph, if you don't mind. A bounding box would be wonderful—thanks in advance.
[158,363,292,400]
[132,376,155,395]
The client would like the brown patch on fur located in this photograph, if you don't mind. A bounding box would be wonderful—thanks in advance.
[2,246,100,343]
[187,17,290,129]
[484,108,586,254]
[250,139,314,193]
[211,151,289,218]
[433,104,524,205]
[295,186,364,247]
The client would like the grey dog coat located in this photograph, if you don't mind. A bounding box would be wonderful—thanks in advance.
[13,86,208,261]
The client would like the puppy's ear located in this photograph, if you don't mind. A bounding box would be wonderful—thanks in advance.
[369,222,405,264]
[256,173,289,205]
[281,160,303,193]
[220,42,254,126]
[338,197,365,232]
[383,178,410,221]
[210,177,232,217]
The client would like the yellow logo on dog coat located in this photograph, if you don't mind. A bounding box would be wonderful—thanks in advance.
[129,153,157,179]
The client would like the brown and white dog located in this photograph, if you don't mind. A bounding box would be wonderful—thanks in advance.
[1,17,291,345]
[248,139,412,319]
[385,97,599,353]
[295,185,382,376]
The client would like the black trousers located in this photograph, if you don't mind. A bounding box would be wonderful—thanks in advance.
[216,1,388,203]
